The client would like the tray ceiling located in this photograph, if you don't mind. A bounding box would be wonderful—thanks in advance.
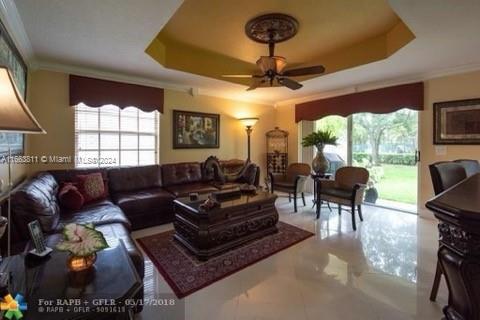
[147,0,414,86]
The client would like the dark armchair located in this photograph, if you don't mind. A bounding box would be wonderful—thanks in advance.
[269,163,311,212]
[316,166,369,231]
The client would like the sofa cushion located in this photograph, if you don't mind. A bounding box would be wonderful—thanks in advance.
[56,199,131,231]
[58,183,84,211]
[214,182,242,190]
[108,165,162,193]
[113,188,175,217]
[161,162,202,186]
[76,172,108,203]
[220,159,245,175]
[165,183,218,197]
[49,168,108,185]
[11,173,60,238]
[238,163,258,185]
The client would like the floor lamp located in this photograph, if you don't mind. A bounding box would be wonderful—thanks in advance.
[238,118,259,162]
[0,66,45,258]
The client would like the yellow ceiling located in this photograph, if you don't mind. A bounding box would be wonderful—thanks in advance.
[146,0,414,87]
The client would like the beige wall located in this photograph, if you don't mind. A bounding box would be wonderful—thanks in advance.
[27,71,75,174]
[418,70,480,218]
[274,104,299,166]
[24,70,276,183]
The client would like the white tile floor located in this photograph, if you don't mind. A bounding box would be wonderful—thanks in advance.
[132,195,446,320]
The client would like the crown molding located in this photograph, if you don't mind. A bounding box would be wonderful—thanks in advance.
[35,60,194,93]
[274,62,480,106]
[0,0,34,64]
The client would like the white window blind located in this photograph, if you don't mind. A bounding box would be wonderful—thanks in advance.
[74,103,159,168]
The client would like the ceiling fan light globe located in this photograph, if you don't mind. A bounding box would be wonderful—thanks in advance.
[256,56,287,74]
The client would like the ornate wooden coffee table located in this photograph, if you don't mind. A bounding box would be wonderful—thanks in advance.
[173,191,279,260]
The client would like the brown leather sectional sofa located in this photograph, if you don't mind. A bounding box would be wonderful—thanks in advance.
[9,159,260,310]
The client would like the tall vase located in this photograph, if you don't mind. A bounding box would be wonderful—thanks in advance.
[312,143,329,175]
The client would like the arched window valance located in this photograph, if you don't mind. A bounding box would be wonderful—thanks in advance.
[295,82,424,122]
[69,75,164,113]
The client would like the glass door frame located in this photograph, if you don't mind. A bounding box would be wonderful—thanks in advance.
[315,111,420,214]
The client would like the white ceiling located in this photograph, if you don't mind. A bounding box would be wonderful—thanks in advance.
[9,0,480,106]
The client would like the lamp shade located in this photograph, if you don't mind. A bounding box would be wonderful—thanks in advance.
[239,117,259,128]
[0,66,45,133]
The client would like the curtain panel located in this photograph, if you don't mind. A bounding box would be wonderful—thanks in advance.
[295,82,424,122]
[69,75,164,113]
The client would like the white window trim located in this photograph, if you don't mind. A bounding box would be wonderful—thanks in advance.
[74,104,159,168]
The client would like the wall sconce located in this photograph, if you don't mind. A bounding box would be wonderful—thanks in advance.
[238,117,259,161]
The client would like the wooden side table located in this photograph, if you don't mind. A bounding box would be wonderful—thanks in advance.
[0,240,142,320]
[311,173,333,215]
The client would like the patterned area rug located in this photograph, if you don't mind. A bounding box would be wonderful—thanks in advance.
[137,221,314,298]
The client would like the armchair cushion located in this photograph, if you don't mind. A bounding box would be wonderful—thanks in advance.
[321,188,352,199]
[271,163,311,194]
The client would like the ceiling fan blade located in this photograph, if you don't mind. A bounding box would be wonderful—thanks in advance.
[278,77,303,90]
[222,74,265,78]
[222,75,254,78]
[282,65,325,77]
[246,79,267,91]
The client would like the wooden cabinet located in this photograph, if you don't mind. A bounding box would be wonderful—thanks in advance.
[426,173,480,320]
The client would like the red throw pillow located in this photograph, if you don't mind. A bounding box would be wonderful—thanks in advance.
[76,173,108,203]
[58,183,85,211]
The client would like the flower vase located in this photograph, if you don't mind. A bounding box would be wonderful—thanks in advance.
[312,143,329,175]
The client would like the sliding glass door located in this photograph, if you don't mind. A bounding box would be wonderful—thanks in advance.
[316,109,419,212]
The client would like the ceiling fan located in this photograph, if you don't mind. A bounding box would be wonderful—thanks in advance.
[223,13,325,91]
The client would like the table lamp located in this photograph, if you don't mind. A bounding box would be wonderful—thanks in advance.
[238,118,259,161]
[0,65,45,257]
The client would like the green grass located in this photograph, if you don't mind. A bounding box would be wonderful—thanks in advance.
[375,164,417,204]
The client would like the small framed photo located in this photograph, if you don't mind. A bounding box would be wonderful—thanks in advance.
[173,110,220,149]
[434,98,480,145]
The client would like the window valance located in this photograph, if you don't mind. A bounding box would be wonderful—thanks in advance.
[69,75,164,113]
[295,82,424,122]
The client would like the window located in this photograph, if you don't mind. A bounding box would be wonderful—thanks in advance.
[75,103,159,168]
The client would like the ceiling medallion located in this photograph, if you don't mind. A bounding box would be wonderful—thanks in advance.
[245,13,299,44]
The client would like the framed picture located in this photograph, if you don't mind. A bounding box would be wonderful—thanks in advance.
[0,18,27,156]
[173,110,220,149]
[434,98,480,144]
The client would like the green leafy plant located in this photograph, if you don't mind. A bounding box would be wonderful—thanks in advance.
[301,130,338,147]
[56,223,108,256]
[353,159,384,189]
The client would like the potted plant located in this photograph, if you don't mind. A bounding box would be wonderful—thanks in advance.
[302,130,338,174]
[56,223,108,272]
[363,164,384,204]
